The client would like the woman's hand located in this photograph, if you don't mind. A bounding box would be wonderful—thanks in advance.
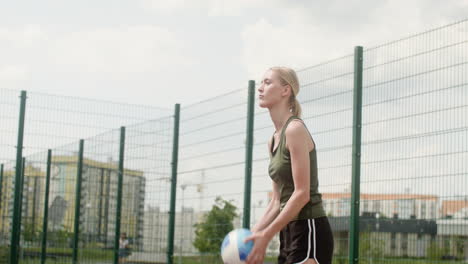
[244,230,273,264]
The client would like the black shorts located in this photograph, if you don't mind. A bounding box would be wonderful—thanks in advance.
[278,217,334,264]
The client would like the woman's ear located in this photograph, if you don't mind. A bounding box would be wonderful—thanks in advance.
[281,84,292,97]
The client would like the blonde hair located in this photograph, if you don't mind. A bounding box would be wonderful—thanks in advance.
[270,66,302,117]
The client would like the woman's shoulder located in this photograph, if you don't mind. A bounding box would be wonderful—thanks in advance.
[284,118,314,150]
[285,118,308,136]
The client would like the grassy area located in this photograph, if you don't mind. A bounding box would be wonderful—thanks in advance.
[173,255,467,264]
[23,246,113,260]
[332,256,467,264]
[0,245,114,264]
[0,246,8,264]
[3,247,466,264]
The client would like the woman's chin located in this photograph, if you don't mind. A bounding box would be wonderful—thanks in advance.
[258,101,268,108]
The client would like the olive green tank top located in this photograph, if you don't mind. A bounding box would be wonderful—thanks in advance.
[268,116,326,220]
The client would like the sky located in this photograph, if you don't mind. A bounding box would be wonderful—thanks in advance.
[0,1,467,220]
[1,0,467,109]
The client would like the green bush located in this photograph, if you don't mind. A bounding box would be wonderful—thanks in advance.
[193,197,237,254]
[427,240,449,260]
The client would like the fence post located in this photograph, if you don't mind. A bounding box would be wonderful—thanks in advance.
[0,164,4,211]
[10,90,27,264]
[113,127,126,264]
[243,80,255,229]
[0,164,3,237]
[349,46,363,264]
[167,104,181,264]
[72,140,84,264]
[41,150,52,264]
[17,157,26,258]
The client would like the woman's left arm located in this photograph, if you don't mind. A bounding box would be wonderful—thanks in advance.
[246,121,312,264]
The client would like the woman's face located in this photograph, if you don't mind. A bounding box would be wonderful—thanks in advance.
[258,70,288,108]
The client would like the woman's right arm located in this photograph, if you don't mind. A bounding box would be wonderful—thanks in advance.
[251,181,280,232]
[251,135,281,232]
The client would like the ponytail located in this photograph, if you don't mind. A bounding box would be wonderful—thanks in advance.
[291,98,302,117]
[270,66,302,117]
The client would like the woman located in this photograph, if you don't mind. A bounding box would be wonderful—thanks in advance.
[118,232,130,264]
[246,67,334,264]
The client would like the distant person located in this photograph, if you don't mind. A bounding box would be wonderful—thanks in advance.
[246,67,334,264]
[119,232,130,264]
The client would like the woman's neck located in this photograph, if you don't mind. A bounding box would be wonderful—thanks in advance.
[269,106,293,133]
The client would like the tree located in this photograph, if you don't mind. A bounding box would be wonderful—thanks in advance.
[427,240,449,260]
[193,197,237,253]
[359,232,384,264]
[48,225,73,247]
[23,221,39,242]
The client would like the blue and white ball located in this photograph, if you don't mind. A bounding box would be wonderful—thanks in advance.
[221,228,254,264]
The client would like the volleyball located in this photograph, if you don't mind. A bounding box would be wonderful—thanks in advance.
[220,228,254,264]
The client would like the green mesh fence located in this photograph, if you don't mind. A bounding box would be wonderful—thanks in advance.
[175,89,248,263]
[124,116,174,263]
[298,55,356,263]
[0,90,170,264]
[1,18,467,264]
[0,89,21,263]
[41,140,83,264]
[77,128,122,264]
[359,19,468,263]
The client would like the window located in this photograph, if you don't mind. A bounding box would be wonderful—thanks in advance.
[373,200,381,213]
[430,203,436,219]
[402,233,408,253]
[421,203,426,219]
[398,199,413,219]
[340,198,350,216]
[391,233,396,250]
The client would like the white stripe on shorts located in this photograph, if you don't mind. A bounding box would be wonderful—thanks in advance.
[312,219,320,264]
[293,219,313,264]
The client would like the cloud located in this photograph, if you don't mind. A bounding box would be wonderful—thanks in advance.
[0,65,29,83]
[0,24,45,89]
[142,0,203,14]
[0,24,194,103]
[241,18,327,80]
[143,0,269,16]
[0,24,192,74]
[207,0,268,16]
[49,25,192,73]
[240,0,468,80]
[0,24,45,45]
